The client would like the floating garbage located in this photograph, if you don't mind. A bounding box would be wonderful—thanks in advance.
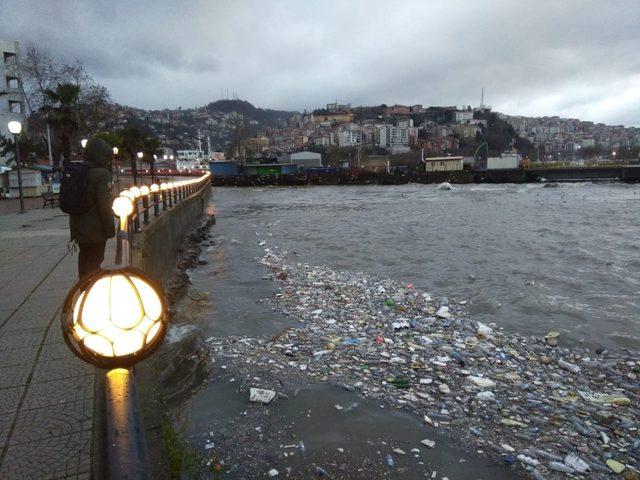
[249,388,276,404]
[203,243,640,480]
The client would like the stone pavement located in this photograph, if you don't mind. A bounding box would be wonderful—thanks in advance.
[0,208,115,479]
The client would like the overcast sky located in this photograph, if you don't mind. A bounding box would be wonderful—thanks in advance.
[3,0,640,126]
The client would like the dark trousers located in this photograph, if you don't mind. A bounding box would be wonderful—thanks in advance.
[78,241,106,280]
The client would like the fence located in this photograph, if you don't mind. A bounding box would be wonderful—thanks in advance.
[115,173,211,264]
[97,171,211,480]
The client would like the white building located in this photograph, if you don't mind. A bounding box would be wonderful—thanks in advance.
[454,110,474,123]
[289,151,322,169]
[487,152,521,170]
[377,124,409,149]
[176,149,204,160]
[423,156,463,172]
[176,158,202,171]
[337,130,361,147]
[0,39,27,166]
[313,135,331,147]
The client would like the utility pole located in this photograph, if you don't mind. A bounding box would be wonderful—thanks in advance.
[46,123,53,166]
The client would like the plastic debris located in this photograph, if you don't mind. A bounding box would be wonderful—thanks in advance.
[607,459,626,474]
[386,453,395,468]
[564,453,590,473]
[558,358,581,373]
[467,376,496,389]
[249,388,276,404]
[580,391,631,406]
[201,243,640,480]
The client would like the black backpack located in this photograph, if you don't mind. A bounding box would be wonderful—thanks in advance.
[59,161,91,215]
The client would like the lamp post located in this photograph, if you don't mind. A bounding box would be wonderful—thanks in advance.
[61,193,166,478]
[112,147,120,191]
[137,151,143,184]
[81,138,88,149]
[8,121,24,213]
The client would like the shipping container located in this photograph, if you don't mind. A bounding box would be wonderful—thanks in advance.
[209,161,239,177]
[487,154,520,170]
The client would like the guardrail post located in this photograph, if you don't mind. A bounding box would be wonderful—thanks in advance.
[102,368,149,480]
[142,195,149,224]
[153,192,159,216]
[161,190,167,210]
[133,199,140,232]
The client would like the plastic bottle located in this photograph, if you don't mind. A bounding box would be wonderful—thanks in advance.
[386,453,395,468]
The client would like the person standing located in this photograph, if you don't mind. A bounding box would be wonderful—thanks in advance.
[69,137,116,279]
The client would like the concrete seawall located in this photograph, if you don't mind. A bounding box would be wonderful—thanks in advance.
[130,183,212,287]
[210,165,640,186]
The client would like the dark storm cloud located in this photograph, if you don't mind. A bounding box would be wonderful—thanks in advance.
[2,0,639,125]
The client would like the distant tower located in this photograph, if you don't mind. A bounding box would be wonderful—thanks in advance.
[480,88,485,109]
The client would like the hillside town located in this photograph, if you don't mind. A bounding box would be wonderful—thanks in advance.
[2,37,640,186]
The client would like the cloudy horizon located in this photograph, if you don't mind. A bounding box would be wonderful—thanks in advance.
[2,0,640,126]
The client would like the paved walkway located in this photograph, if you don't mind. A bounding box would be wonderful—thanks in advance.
[0,208,115,479]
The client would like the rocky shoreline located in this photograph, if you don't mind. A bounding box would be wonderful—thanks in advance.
[202,243,640,479]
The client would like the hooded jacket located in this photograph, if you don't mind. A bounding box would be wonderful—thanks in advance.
[69,137,116,244]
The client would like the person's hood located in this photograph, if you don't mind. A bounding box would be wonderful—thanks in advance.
[84,137,112,168]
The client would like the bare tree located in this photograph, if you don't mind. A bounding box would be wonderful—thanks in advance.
[18,44,111,166]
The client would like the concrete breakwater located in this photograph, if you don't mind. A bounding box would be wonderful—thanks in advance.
[120,182,213,477]
[130,182,212,287]
[211,166,640,187]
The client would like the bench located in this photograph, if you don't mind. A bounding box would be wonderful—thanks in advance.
[42,192,58,208]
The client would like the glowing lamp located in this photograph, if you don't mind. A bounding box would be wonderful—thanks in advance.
[61,268,167,368]
[140,185,150,196]
[112,195,133,218]
[150,184,159,192]
[159,183,167,190]
[81,138,88,148]
[113,147,119,155]
[112,195,133,230]
[120,190,135,201]
[129,186,141,198]
[137,152,143,159]
[8,120,22,134]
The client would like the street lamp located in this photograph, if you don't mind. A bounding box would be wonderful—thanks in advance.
[129,186,141,198]
[81,138,88,148]
[7,120,24,213]
[61,193,167,369]
[61,267,167,369]
[113,147,119,155]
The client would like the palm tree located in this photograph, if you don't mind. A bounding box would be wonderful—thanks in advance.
[142,136,161,183]
[42,83,81,168]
